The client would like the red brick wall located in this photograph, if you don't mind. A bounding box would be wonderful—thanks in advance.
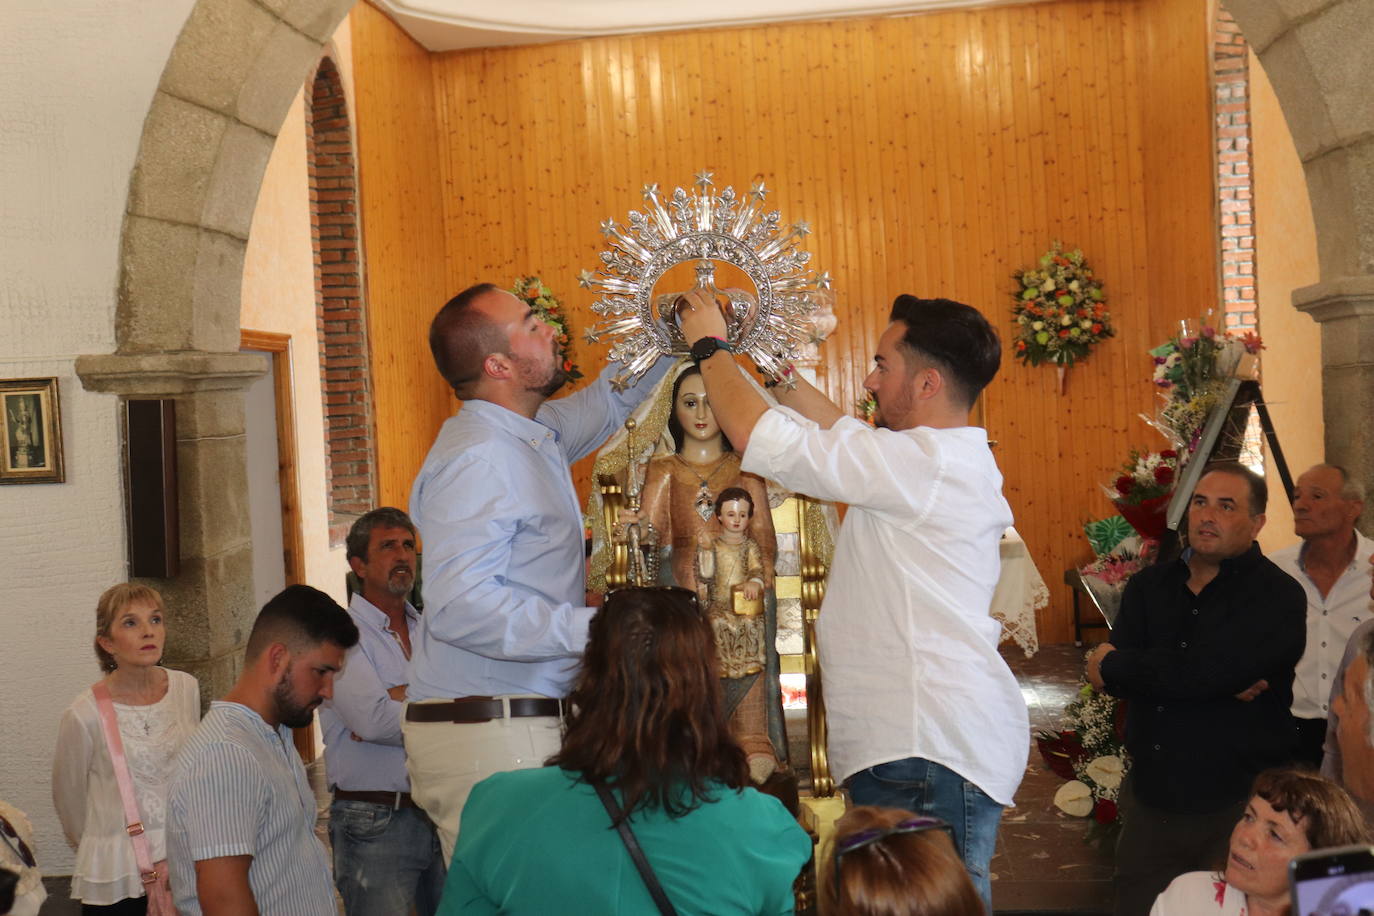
[307,56,375,545]
[1216,5,1256,332]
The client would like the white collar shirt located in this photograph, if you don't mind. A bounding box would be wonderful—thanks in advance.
[1271,530,1374,720]
[742,407,1027,805]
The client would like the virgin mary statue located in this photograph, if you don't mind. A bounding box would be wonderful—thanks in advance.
[587,360,785,784]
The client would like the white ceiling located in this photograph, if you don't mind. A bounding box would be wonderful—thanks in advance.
[373,0,1025,52]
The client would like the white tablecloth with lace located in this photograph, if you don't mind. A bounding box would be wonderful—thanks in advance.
[994,527,1045,657]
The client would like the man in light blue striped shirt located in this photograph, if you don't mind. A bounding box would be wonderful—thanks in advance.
[168,585,359,915]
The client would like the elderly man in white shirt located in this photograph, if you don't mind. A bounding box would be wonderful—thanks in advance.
[1270,464,1372,766]
[678,291,1027,912]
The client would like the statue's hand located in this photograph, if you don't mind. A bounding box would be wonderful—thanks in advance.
[676,288,729,343]
[742,580,763,601]
[614,508,642,543]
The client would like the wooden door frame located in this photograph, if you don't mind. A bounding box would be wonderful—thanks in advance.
[240,330,314,761]
[240,330,306,586]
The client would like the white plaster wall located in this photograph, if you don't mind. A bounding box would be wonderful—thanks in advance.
[0,0,197,875]
[1250,49,1325,555]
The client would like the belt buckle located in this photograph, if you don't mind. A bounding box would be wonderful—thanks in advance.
[126,821,145,837]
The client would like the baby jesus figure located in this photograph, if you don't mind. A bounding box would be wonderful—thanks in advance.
[696,487,775,782]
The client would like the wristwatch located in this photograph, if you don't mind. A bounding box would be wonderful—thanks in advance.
[690,336,734,364]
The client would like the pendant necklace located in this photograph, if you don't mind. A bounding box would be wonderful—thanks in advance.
[676,453,731,521]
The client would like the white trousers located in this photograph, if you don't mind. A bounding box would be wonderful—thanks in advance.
[401,698,564,864]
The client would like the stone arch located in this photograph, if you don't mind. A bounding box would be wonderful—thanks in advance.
[77,0,1374,686]
[1223,0,1374,505]
[306,54,377,545]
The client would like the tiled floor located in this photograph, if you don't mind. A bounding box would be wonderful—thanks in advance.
[993,643,1114,914]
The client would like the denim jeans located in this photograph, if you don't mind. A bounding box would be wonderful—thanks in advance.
[329,799,447,916]
[845,757,1003,913]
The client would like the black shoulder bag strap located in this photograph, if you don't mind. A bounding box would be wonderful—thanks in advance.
[592,782,679,916]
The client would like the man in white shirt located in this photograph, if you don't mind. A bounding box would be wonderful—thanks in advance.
[1270,464,1371,766]
[679,291,1027,911]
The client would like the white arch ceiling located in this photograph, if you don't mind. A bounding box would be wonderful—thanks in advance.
[374,0,1030,51]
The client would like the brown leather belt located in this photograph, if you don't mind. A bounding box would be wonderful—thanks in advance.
[332,788,419,809]
[404,696,564,724]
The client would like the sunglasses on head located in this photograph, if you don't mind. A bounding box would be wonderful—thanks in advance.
[833,816,953,902]
[0,815,35,869]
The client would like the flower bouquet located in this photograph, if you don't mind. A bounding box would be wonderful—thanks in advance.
[1040,680,1130,840]
[1148,323,1263,454]
[1011,243,1113,370]
[1077,542,1150,627]
[1104,449,1179,541]
[511,276,583,381]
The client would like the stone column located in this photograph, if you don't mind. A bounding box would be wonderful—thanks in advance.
[76,351,266,702]
[1296,275,1374,537]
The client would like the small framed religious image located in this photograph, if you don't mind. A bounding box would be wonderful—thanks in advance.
[0,377,64,484]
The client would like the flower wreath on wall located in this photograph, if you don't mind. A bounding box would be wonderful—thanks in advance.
[511,276,583,382]
[1011,243,1114,392]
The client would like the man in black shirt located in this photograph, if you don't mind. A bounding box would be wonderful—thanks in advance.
[1086,462,1306,916]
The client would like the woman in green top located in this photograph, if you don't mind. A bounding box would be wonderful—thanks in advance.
[438,586,812,915]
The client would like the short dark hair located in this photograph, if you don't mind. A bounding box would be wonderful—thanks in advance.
[888,295,1001,409]
[667,365,734,454]
[429,283,508,399]
[714,486,753,518]
[1202,461,1268,516]
[346,507,416,563]
[549,587,748,822]
[244,585,359,662]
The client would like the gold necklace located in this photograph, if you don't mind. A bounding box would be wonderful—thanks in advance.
[675,453,732,521]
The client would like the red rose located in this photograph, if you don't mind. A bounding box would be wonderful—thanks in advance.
[1154,466,1174,485]
[1093,799,1118,824]
[1058,329,1071,338]
[1092,323,1103,334]
[1115,475,1135,495]
[563,360,574,372]
[1160,449,1178,459]
[1016,341,1027,351]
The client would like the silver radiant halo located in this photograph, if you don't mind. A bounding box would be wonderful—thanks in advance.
[579,172,830,387]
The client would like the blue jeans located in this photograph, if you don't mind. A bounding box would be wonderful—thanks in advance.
[845,757,1002,913]
[329,798,447,916]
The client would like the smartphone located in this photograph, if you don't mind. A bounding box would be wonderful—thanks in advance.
[1290,845,1374,916]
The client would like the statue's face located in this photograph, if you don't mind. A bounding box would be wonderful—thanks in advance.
[674,374,720,444]
[717,499,752,534]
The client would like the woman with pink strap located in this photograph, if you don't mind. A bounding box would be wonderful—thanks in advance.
[52,584,199,915]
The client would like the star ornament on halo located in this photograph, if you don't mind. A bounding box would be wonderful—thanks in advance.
[580,171,830,388]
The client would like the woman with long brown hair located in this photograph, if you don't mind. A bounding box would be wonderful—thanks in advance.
[437,586,811,914]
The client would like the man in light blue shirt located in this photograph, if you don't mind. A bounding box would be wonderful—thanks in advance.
[169,585,359,915]
[404,282,668,860]
[321,508,445,914]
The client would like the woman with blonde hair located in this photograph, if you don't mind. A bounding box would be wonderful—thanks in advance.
[824,806,984,916]
[53,583,199,914]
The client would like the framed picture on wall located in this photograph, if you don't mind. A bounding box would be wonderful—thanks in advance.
[1,377,64,484]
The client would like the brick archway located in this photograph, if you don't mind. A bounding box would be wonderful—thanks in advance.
[77,0,1374,685]
[307,55,376,545]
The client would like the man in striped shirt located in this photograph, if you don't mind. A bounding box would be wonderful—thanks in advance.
[168,585,359,915]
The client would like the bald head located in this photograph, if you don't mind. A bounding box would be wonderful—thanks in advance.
[1293,463,1364,541]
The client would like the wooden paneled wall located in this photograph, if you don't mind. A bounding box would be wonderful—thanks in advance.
[352,0,1218,644]
[350,2,451,512]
